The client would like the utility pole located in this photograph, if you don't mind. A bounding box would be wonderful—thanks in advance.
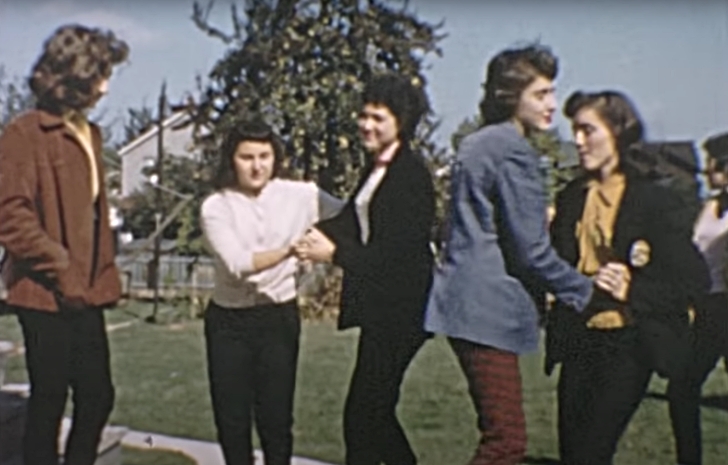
[148,81,167,323]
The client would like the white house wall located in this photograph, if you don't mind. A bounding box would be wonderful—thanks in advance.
[121,123,198,198]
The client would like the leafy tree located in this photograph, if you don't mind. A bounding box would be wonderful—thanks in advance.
[189,0,449,204]
[122,103,157,146]
[0,66,35,132]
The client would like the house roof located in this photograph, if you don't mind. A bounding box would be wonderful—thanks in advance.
[118,110,190,157]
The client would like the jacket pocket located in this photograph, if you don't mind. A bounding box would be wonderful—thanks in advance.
[56,260,86,302]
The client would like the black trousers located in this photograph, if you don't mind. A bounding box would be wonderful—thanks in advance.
[557,327,652,465]
[667,293,728,465]
[17,307,115,465]
[343,325,427,465]
[205,300,300,465]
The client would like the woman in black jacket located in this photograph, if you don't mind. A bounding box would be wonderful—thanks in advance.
[295,73,435,465]
[545,90,709,465]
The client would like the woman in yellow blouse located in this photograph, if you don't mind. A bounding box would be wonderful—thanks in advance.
[546,90,709,465]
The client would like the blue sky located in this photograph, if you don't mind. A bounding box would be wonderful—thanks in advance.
[0,0,726,149]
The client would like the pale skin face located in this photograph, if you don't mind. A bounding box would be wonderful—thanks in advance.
[358,103,400,156]
[512,75,557,133]
[232,140,275,196]
[571,107,620,180]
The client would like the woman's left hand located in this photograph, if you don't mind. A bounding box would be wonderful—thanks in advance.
[294,228,336,263]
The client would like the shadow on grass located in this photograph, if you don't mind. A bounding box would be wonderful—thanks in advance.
[645,391,728,412]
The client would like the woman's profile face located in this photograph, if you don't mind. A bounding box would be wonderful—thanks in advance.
[571,107,619,176]
[513,75,557,131]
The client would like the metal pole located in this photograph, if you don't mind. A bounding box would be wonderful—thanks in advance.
[149,82,166,323]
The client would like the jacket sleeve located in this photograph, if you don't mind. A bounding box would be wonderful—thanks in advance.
[317,188,346,221]
[317,164,435,281]
[495,144,593,312]
[0,123,69,273]
[627,187,709,314]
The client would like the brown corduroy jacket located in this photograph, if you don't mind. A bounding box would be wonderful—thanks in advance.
[0,109,121,312]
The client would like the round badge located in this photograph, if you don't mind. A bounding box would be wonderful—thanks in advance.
[629,239,651,268]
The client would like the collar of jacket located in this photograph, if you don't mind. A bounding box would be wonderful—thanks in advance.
[37,109,67,130]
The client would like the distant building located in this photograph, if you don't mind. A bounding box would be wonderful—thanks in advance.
[118,110,198,198]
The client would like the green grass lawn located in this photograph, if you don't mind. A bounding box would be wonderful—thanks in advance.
[1,303,727,464]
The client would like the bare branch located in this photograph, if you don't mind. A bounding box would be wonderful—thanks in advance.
[191,0,236,44]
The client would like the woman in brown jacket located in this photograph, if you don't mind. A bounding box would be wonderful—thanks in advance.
[0,25,128,465]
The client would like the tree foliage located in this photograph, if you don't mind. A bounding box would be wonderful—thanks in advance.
[189,0,449,202]
[122,103,157,147]
[0,67,35,132]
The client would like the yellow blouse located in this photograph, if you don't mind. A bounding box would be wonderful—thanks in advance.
[576,173,626,275]
[64,112,99,201]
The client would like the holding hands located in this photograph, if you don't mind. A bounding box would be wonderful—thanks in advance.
[293,228,336,263]
[594,262,631,302]
[588,262,632,330]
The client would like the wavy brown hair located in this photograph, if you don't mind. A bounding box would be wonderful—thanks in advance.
[563,90,645,156]
[479,43,558,127]
[29,24,129,113]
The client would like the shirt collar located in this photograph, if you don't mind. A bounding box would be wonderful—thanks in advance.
[375,141,400,167]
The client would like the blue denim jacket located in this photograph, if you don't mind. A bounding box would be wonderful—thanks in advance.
[425,122,593,354]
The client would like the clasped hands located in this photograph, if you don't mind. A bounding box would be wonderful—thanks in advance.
[290,231,632,330]
[291,228,336,263]
[588,262,632,330]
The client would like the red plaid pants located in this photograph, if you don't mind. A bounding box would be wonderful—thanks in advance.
[450,338,527,465]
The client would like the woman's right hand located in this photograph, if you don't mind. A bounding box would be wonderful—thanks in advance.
[594,262,631,302]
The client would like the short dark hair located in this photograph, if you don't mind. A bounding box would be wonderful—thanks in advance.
[361,72,429,143]
[563,90,645,155]
[703,133,728,169]
[214,120,285,190]
[479,43,558,126]
[29,24,129,113]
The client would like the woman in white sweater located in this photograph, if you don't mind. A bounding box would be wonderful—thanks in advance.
[200,120,341,465]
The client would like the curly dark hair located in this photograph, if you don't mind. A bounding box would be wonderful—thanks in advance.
[214,119,285,190]
[563,90,645,155]
[29,24,129,113]
[361,72,430,144]
[479,43,558,126]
